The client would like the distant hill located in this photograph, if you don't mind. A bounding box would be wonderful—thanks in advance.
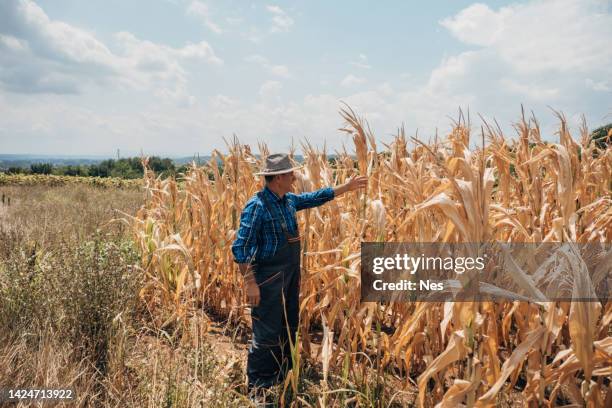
[172,155,306,165]
[0,154,194,170]
[0,154,112,170]
[0,153,312,171]
[172,156,213,166]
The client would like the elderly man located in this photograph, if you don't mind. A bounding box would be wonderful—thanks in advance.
[231,153,367,394]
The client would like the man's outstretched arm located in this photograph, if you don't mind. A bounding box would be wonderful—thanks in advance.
[332,175,368,197]
[291,175,368,211]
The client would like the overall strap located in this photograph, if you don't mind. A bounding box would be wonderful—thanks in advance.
[257,191,291,240]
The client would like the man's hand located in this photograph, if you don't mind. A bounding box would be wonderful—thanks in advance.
[333,175,368,197]
[345,175,368,192]
[238,262,261,306]
[245,279,261,306]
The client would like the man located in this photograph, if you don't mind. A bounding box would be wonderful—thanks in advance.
[231,153,367,395]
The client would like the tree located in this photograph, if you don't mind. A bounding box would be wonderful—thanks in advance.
[30,163,53,174]
[7,167,27,174]
[590,123,612,149]
[59,165,89,177]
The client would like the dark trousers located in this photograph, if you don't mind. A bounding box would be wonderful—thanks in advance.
[247,241,301,390]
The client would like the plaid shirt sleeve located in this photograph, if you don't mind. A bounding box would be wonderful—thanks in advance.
[231,199,263,264]
[288,187,335,211]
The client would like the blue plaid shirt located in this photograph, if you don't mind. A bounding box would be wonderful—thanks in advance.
[232,186,335,264]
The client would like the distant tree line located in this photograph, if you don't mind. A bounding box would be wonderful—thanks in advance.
[3,125,609,179]
[591,123,612,150]
[6,157,189,179]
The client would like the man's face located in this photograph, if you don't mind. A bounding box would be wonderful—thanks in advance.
[276,171,296,194]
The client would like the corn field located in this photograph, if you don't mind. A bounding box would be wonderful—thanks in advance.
[130,107,612,407]
[0,173,141,188]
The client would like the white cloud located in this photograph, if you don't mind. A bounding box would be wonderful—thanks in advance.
[209,94,238,110]
[0,0,118,95]
[440,3,505,47]
[239,5,293,43]
[245,54,291,78]
[177,41,222,62]
[0,34,28,52]
[428,0,612,130]
[244,27,263,44]
[340,74,366,88]
[0,0,222,103]
[1,0,611,157]
[350,54,372,69]
[585,78,610,92]
[500,78,560,101]
[187,1,223,34]
[266,5,294,33]
[113,31,222,105]
[377,83,394,96]
[441,0,612,75]
[259,80,282,104]
[269,65,290,78]
[198,0,611,151]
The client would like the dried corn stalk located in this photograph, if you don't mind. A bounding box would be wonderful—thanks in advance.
[131,107,612,406]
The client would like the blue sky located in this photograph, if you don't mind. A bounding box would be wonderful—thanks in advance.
[0,0,610,156]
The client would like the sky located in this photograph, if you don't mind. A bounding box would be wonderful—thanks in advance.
[0,0,610,157]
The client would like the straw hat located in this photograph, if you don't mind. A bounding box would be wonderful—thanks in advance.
[254,153,302,176]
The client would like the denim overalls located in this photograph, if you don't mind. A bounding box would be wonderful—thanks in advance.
[247,191,301,389]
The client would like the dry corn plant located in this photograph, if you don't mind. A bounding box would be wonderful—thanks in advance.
[130,108,612,406]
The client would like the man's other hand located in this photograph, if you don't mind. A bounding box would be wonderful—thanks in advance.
[245,279,261,306]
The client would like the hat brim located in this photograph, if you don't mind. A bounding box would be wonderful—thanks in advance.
[254,165,303,176]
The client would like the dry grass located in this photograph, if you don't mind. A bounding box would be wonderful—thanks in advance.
[132,108,611,407]
[0,184,250,407]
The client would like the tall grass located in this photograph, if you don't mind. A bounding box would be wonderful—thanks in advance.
[0,184,249,407]
[0,185,142,405]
